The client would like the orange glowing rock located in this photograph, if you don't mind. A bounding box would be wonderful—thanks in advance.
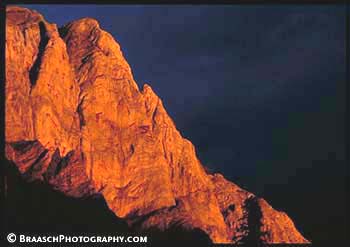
[5,6,310,244]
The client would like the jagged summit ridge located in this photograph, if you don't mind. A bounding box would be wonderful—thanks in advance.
[5,6,309,244]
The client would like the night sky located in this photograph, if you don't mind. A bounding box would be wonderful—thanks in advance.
[19,4,347,246]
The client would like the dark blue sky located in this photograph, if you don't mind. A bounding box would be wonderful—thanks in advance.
[19,5,347,245]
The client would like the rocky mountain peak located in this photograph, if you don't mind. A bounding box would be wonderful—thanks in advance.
[6,6,44,26]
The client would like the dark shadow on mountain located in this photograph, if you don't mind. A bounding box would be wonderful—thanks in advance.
[143,223,212,246]
[1,159,130,235]
[1,160,214,246]
[29,21,49,87]
[233,196,269,247]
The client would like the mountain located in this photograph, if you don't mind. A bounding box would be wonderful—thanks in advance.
[4,6,309,244]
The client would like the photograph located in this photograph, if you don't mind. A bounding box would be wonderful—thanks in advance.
[1,2,347,247]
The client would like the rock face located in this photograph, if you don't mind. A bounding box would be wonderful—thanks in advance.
[5,6,309,244]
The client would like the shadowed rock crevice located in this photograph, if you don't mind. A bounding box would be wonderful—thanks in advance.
[233,196,269,246]
[76,96,86,128]
[23,149,49,181]
[9,140,38,153]
[29,21,49,88]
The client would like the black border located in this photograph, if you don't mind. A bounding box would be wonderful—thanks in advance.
[0,1,348,247]
[1,0,349,5]
[345,3,348,243]
[0,0,6,203]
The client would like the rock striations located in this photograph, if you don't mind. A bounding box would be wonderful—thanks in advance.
[5,6,309,244]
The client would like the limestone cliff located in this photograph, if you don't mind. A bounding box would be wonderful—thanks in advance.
[5,6,309,244]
